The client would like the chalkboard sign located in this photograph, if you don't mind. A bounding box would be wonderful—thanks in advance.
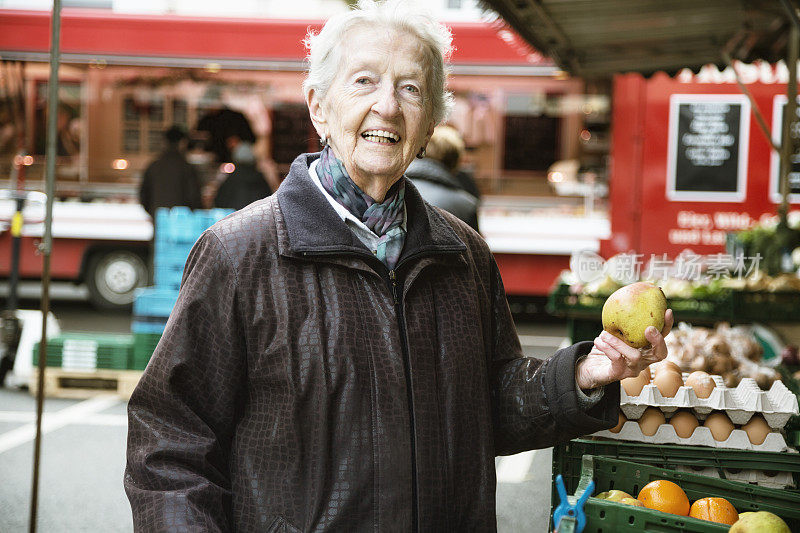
[769,95,800,203]
[666,95,750,202]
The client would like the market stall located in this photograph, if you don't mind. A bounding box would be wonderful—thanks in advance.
[479,0,800,530]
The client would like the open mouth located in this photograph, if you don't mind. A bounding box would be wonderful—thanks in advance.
[361,129,400,144]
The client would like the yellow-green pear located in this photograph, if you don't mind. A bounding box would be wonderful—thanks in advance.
[729,511,790,533]
[619,497,645,507]
[595,490,633,502]
[602,282,667,348]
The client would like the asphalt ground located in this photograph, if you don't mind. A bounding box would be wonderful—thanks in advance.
[0,293,569,533]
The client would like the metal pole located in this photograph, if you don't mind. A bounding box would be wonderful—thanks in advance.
[779,25,799,224]
[779,0,800,30]
[30,0,61,531]
[723,52,781,153]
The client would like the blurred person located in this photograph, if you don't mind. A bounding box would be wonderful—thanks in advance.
[138,125,202,218]
[0,108,18,156]
[125,2,672,531]
[405,124,480,231]
[195,86,256,164]
[213,142,273,210]
[454,160,481,200]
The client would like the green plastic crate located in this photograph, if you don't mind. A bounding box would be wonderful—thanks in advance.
[579,497,728,532]
[547,283,733,324]
[731,290,800,322]
[33,333,133,370]
[131,332,161,371]
[573,455,800,531]
[553,438,800,499]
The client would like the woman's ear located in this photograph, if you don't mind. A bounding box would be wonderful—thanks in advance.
[306,88,328,140]
[423,121,436,147]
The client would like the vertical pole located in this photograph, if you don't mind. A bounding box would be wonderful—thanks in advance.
[30,0,61,531]
[779,25,799,223]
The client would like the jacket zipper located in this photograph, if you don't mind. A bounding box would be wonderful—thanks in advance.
[389,268,418,532]
[301,250,461,531]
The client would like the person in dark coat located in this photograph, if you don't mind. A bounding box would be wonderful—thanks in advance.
[125,2,673,531]
[406,124,480,231]
[213,142,273,210]
[138,125,202,218]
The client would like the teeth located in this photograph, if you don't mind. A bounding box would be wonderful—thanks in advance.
[362,129,399,143]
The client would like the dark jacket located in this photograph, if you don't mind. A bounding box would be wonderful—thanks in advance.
[138,147,203,218]
[406,158,480,232]
[124,153,618,532]
[213,163,273,211]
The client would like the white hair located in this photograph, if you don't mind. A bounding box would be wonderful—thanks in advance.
[303,0,454,125]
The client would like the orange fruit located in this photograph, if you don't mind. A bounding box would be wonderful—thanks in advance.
[637,480,690,516]
[689,497,739,525]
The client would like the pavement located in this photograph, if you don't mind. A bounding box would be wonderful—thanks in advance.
[0,391,131,532]
[0,297,568,532]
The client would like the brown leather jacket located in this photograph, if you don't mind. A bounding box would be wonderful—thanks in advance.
[125,153,618,532]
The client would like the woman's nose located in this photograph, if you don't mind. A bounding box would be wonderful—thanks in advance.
[372,84,401,117]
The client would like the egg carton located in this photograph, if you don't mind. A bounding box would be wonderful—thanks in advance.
[620,374,799,429]
[593,421,796,453]
[672,465,796,490]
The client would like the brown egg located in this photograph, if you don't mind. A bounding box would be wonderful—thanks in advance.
[621,369,650,396]
[653,370,683,398]
[669,410,699,438]
[703,412,735,442]
[652,360,682,378]
[742,414,771,445]
[640,365,652,381]
[754,372,776,391]
[684,371,716,399]
[638,407,666,436]
[610,411,627,433]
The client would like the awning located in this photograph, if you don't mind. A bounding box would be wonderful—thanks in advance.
[478,0,794,78]
[0,9,553,74]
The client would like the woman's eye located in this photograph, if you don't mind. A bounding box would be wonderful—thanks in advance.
[403,84,419,93]
[356,77,371,85]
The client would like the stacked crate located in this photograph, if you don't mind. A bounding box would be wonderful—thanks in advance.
[131,207,232,370]
[33,333,133,371]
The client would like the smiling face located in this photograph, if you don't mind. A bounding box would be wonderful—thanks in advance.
[306,24,437,200]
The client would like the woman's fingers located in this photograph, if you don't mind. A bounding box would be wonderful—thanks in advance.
[660,308,674,337]
[644,312,671,364]
[600,331,640,362]
[595,309,675,381]
[594,335,624,365]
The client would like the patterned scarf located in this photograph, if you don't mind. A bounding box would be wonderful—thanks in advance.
[316,146,406,269]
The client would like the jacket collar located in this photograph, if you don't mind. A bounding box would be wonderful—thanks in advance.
[276,153,466,264]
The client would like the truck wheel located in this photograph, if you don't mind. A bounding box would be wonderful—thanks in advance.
[85,250,148,310]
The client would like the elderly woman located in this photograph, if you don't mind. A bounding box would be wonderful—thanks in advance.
[124,1,672,531]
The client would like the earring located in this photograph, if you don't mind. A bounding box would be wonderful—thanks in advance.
[416,146,426,159]
[319,135,328,147]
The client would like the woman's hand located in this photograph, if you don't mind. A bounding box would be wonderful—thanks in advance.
[575,309,674,391]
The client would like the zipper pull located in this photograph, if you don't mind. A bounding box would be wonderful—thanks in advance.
[389,269,399,305]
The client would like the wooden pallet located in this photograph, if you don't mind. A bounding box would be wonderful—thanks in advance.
[28,368,143,400]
